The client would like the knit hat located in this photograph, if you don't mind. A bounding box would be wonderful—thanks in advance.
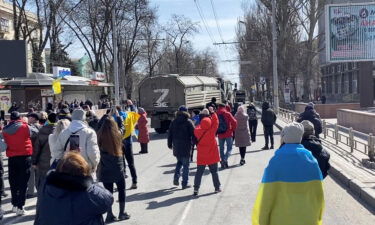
[27,112,40,121]
[307,102,314,108]
[48,113,58,123]
[71,109,86,121]
[138,107,145,114]
[178,105,188,112]
[200,109,210,115]
[10,111,20,121]
[301,120,315,137]
[280,122,304,144]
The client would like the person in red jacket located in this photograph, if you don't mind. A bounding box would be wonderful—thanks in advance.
[137,107,150,154]
[193,107,221,196]
[2,111,37,216]
[217,104,237,169]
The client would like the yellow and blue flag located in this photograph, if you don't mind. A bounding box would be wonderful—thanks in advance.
[52,79,62,94]
[123,111,140,139]
[252,144,325,225]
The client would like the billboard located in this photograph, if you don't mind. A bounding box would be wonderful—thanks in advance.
[0,40,27,78]
[0,90,11,112]
[91,72,106,81]
[53,66,71,78]
[326,3,375,62]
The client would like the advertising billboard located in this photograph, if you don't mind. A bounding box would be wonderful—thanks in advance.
[326,3,375,62]
[91,72,106,81]
[53,66,71,78]
[0,40,27,78]
[0,90,11,112]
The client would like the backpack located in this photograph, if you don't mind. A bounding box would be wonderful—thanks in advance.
[248,109,257,121]
[217,114,228,134]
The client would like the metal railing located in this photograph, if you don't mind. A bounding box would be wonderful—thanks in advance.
[278,107,375,161]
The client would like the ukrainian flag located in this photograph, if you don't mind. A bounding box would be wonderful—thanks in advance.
[252,144,325,225]
[123,111,140,139]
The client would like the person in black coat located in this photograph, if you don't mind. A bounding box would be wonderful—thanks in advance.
[35,152,113,225]
[97,117,130,223]
[261,102,277,150]
[297,102,322,138]
[168,106,195,189]
[301,120,330,178]
[247,103,258,142]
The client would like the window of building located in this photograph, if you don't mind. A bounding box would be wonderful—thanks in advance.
[327,76,333,94]
[340,74,345,94]
[348,72,353,94]
[348,62,352,70]
[334,74,339,94]
[355,71,359,93]
[0,18,9,32]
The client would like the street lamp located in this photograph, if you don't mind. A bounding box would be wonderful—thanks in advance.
[271,0,279,113]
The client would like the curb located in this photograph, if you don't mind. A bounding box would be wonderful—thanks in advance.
[272,117,375,209]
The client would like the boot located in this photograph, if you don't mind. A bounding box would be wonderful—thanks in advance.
[105,208,117,223]
[118,202,130,221]
[139,143,148,154]
[270,136,274,149]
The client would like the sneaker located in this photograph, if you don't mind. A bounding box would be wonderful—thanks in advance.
[215,188,222,193]
[261,146,269,150]
[16,208,28,216]
[182,185,191,190]
[225,161,229,168]
[193,190,198,196]
[105,215,118,223]
[270,146,274,149]
[173,180,179,186]
[118,212,131,220]
[240,159,246,165]
[130,183,137,189]
[220,161,226,169]
[12,206,18,213]
[139,151,148,154]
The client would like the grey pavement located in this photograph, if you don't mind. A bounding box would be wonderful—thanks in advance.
[1,122,375,224]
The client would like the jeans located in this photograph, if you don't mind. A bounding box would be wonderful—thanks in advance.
[264,126,274,147]
[9,156,32,209]
[219,137,233,162]
[174,157,190,186]
[103,178,126,203]
[123,137,137,184]
[249,120,258,142]
[194,163,220,190]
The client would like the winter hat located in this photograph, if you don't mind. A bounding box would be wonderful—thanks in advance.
[301,120,315,137]
[280,122,304,144]
[10,111,20,121]
[48,113,58,123]
[200,109,210,116]
[27,112,40,121]
[307,102,315,109]
[138,107,145,114]
[200,117,211,130]
[72,109,86,121]
[178,105,188,112]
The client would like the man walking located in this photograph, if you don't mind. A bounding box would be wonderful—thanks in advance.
[217,103,237,169]
[2,112,37,215]
[26,112,40,198]
[261,102,277,150]
[297,102,322,138]
[168,106,195,189]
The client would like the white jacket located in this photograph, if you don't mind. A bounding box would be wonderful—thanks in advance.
[52,120,100,172]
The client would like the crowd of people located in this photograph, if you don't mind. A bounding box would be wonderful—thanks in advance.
[0,96,331,225]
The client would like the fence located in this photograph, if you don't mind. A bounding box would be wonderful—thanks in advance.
[278,107,375,162]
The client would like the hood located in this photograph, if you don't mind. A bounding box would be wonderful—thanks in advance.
[217,107,228,114]
[262,102,270,110]
[302,135,322,152]
[45,171,93,198]
[200,117,211,130]
[3,120,23,135]
[68,120,88,133]
[39,124,55,136]
[174,111,190,123]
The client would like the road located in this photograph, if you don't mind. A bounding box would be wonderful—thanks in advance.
[1,123,375,225]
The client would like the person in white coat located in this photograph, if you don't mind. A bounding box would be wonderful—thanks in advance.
[49,119,70,164]
[54,109,100,173]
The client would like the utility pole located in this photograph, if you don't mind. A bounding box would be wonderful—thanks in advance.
[271,0,279,113]
[112,5,120,106]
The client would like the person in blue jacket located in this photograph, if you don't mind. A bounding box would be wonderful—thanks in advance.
[34,152,113,225]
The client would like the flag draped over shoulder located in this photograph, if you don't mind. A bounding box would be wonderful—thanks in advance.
[123,111,140,139]
[252,144,324,225]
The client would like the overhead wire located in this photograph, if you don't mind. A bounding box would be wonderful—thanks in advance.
[194,0,216,44]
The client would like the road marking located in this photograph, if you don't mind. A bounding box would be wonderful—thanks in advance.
[176,198,193,225]
[2,198,38,225]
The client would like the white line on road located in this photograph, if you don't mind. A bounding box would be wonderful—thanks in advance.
[176,198,193,225]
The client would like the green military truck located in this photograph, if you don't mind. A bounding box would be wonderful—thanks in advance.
[138,74,231,133]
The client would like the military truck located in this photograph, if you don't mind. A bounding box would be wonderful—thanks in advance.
[138,74,230,133]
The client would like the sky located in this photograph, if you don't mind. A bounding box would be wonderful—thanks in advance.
[150,0,246,84]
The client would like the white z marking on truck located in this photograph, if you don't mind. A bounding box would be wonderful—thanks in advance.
[154,89,169,107]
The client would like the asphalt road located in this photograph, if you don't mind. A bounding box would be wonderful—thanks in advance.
[1,123,375,225]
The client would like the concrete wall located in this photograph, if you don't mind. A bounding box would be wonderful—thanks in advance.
[295,102,360,118]
[337,109,375,134]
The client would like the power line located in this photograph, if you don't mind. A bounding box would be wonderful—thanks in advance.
[209,0,224,42]
[193,0,216,43]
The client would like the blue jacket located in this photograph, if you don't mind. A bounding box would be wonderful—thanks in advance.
[34,171,113,225]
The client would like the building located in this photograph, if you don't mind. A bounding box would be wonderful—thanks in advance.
[318,0,375,103]
[0,0,45,73]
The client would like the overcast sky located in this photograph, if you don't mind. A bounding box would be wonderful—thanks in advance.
[151,0,246,84]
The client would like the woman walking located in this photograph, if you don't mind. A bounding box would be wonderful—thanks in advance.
[49,119,70,165]
[247,103,258,142]
[137,108,149,154]
[234,106,251,165]
[97,117,130,222]
[193,107,221,196]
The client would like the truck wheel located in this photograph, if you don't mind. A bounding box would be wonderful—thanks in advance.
[154,120,171,134]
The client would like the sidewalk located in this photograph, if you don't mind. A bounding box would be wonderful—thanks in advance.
[255,106,375,209]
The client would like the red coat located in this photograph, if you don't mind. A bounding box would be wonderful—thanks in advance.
[137,112,149,144]
[217,107,237,139]
[3,120,33,157]
[194,113,220,165]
